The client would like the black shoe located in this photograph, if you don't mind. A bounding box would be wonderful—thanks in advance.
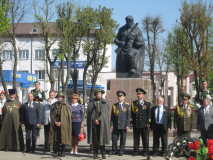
[143,152,148,156]
[152,152,159,157]
[132,152,138,156]
[109,151,117,155]
[43,149,50,153]
[31,150,35,153]
[102,154,106,159]
[53,153,58,158]
[119,153,123,156]
[93,154,98,159]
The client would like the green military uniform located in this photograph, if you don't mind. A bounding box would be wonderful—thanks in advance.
[31,88,46,137]
[49,92,72,158]
[194,89,213,105]
[174,93,195,157]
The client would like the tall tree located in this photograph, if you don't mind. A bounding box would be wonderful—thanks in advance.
[33,0,58,91]
[141,14,164,102]
[0,0,11,99]
[6,0,29,89]
[166,25,189,105]
[87,6,118,99]
[178,0,213,97]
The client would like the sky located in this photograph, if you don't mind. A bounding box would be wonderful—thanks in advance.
[28,0,211,70]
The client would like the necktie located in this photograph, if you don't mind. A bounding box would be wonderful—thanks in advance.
[157,106,160,122]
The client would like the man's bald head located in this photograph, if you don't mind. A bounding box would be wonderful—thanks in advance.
[157,97,164,106]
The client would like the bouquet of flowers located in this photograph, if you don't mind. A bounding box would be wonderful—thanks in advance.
[188,139,208,160]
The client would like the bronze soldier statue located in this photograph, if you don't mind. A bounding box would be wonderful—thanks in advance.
[114,15,145,74]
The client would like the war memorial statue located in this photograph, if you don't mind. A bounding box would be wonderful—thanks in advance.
[114,15,145,78]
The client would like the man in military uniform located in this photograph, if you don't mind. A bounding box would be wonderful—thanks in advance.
[130,88,151,157]
[87,89,110,159]
[49,92,72,158]
[0,89,24,151]
[31,81,46,137]
[174,92,195,158]
[110,90,131,156]
[194,80,213,108]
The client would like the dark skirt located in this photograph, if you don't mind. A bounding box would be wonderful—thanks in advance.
[72,122,81,137]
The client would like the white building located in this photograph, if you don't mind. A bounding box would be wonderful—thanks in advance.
[1,23,112,98]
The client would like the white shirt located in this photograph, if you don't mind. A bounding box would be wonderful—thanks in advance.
[119,102,124,106]
[183,104,187,109]
[71,103,79,107]
[155,105,164,124]
[28,101,33,107]
[138,99,144,105]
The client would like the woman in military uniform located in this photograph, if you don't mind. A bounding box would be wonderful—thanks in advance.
[49,92,72,157]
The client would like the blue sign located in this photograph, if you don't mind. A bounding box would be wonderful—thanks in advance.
[0,70,38,88]
[53,61,86,69]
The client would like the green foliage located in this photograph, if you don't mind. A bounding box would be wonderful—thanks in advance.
[0,0,10,35]
[195,139,208,160]
[179,0,213,93]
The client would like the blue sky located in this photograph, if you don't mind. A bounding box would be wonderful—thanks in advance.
[30,0,211,70]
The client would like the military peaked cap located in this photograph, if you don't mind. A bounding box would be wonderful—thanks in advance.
[181,92,190,100]
[117,90,126,96]
[136,88,146,94]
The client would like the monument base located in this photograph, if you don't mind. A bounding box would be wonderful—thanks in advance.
[106,78,153,113]
[116,72,142,78]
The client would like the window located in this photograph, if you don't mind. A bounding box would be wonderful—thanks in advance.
[35,50,45,60]
[19,70,28,73]
[2,50,12,60]
[53,69,58,79]
[19,50,29,59]
[35,70,45,80]
[51,49,58,59]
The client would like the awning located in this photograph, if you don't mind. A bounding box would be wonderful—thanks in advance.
[0,70,38,88]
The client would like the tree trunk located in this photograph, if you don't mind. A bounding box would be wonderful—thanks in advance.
[89,72,99,100]
[72,58,78,94]
[0,63,9,99]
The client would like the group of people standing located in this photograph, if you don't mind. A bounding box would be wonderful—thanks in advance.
[0,80,213,159]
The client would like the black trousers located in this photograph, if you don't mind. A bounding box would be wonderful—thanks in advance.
[25,124,37,151]
[201,131,213,147]
[93,124,105,155]
[44,124,50,150]
[133,127,148,152]
[153,124,168,153]
[112,129,127,154]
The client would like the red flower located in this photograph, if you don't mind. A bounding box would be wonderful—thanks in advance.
[194,146,198,151]
[189,143,195,149]
[189,156,195,160]
[194,141,200,147]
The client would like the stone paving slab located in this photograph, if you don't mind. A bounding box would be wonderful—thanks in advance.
[0,151,191,160]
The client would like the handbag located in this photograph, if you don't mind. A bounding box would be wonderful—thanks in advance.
[79,127,86,141]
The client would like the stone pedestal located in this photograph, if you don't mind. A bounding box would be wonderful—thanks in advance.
[116,72,142,78]
[106,78,153,114]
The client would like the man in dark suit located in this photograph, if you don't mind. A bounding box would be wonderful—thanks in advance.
[150,97,171,157]
[22,93,40,153]
[130,88,151,157]
[110,90,131,156]
[197,97,213,146]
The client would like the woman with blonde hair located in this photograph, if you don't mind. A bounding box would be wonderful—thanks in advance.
[70,94,84,154]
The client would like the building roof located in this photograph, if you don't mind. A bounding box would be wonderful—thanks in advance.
[7,22,95,37]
